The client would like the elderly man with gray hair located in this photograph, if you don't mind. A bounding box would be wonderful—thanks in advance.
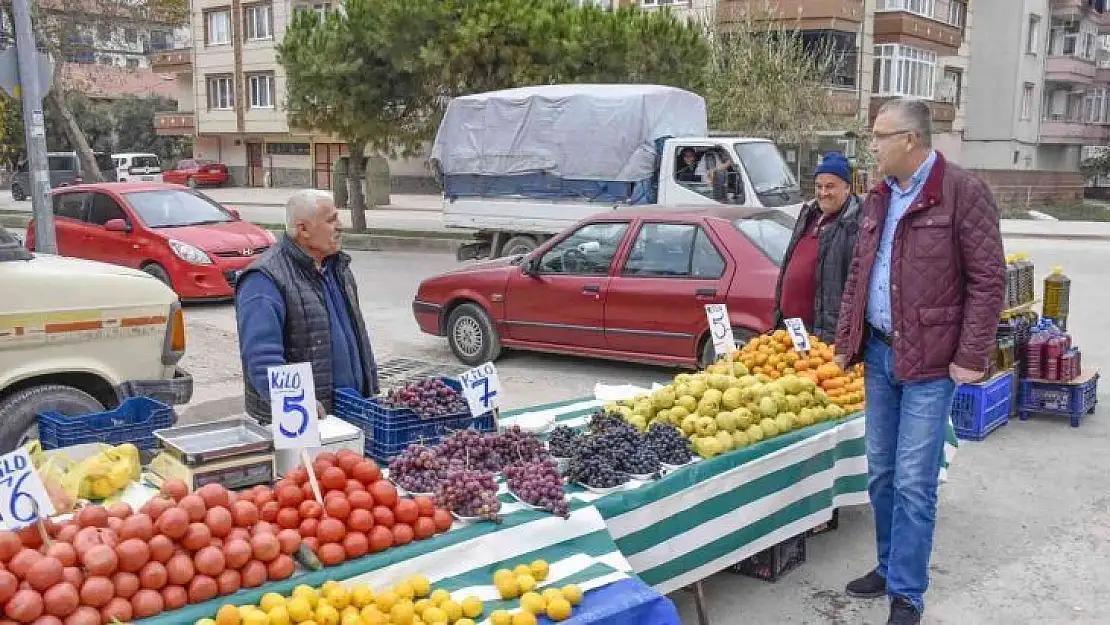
[235,189,379,424]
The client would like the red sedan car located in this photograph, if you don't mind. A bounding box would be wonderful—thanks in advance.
[413,206,796,368]
[27,183,275,300]
[162,159,230,188]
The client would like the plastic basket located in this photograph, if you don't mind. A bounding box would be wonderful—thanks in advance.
[950,370,1013,441]
[1018,371,1099,427]
[334,379,482,448]
[37,396,176,450]
[361,414,497,462]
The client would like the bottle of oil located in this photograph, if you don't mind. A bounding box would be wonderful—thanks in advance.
[1004,255,1018,309]
[1043,266,1071,330]
[1015,253,1035,305]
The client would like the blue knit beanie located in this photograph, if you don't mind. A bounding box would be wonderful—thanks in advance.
[814,151,852,185]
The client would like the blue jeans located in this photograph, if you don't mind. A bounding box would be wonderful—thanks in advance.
[863,335,955,613]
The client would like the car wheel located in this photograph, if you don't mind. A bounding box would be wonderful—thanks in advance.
[142,262,174,289]
[446,302,502,366]
[0,385,105,453]
[185,177,197,188]
[698,327,758,369]
[11,184,25,201]
[499,235,537,258]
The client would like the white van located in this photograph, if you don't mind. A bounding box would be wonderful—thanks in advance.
[113,153,164,183]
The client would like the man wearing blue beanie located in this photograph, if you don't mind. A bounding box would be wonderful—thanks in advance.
[772,151,861,342]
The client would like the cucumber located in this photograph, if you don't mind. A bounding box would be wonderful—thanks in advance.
[295,543,322,571]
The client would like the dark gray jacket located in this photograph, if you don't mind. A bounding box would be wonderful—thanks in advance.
[773,195,861,343]
[238,235,379,423]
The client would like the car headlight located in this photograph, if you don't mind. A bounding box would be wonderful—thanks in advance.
[168,239,212,265]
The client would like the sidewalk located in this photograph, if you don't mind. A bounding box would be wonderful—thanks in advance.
[200,187,444,211]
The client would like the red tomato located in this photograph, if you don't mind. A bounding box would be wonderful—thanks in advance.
[298,518,318,538]
[370,482,398,509]
[346,509,373,533]
[260,502,281,523]
[344,480,364,495]
[432,509,452,533]
[324,497,351,521]
[277,486,304,509]
[352,461,382,486]
[298,500,323,520]
[391,524,414,546]
[413,496,436,518]
[371,506,394,529]
[412,517,436,541]
[367,526,393,553]
[347,491,373,511]
[320,467,347,492]
[275,508,300,530]
[393,500,419,525]
[287,466,309,486]
[316,519,345,544]
[342,532,369,559]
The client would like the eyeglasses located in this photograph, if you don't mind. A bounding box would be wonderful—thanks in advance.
[872,129,915,141]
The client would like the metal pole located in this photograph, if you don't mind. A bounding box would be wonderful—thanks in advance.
[11,0,55,254]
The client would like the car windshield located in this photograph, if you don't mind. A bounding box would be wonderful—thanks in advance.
[0,226,31,262]
[732,212,796,267]
[132,156,161,168]
[733,142,802,208]
[124,189,235,228]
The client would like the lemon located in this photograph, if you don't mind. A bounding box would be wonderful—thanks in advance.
[489,610,513,625]
[242,610,269,625]
[294,586,320,609]
[493,568,514,585]
[261,593,286,613]
[268,606,291,625]
[561,584,583,606]
[421,607,447,624]
[374,590,397,613]
[389,601,415,625]
[513,564,532,577]
[325,587,351,611]
[287,597,314,624]
[216,605,241,625]
[321,581,342,596]
[428,589,451,606]
[315,603,339,625]
[393,581,415,602]
[407,575,431,598]
[541,588,563,605]
[520,592,546,614]
[350,584,374,609]
[511,612,538,625]
[198,620,218,625]
[546,598,572,622]
[456,620,476,625]
[237,606,256,621]
[358,606,386,625]
[529,560,549,581]
[340,612,360,625]
[517,574,537,594]
[413,599,432,615]
[496,576,520,600]
[341,607,361,623]
[460,596,483,618]
[440,600,462,622]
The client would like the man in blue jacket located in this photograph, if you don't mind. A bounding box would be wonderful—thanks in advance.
[235,189,379,424]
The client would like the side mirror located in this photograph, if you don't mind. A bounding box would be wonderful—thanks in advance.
[104,219,130,233]
[228,208,241,220]
[521,256,538,276]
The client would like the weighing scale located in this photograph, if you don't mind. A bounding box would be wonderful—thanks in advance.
[274,416,364,476]
[149,418,276,491]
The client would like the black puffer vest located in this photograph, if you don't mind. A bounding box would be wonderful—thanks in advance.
[238,235,379,423]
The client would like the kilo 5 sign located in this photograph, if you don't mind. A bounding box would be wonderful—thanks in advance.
[459,362,501,416]
[0,449,55,530]
[783,317,812,353]
[268,362,321,449]
[704,303,735,360]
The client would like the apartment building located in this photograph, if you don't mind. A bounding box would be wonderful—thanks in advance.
[28,0,189,70]
[150,0,430,191]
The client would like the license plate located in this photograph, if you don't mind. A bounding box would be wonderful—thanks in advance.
[141,176,154,181]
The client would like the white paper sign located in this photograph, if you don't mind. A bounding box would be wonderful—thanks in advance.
[268,362,321,449]
[704,304,736,359]
[0,449,55,530]
[784,318,812,352]
[459,362,501,416]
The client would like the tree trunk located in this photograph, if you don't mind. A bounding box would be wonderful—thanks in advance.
[45,71,103,183]
[346,138,368,232]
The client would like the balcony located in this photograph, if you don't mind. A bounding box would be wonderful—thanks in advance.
[1051,0,1110,32]
[154,112,195,136]
[717,0,864,33]
[869,97,955,131]
[149,47,193,73]
[873,10,962,56]
[1039,120,1109,144]
[1047,54,1098,83]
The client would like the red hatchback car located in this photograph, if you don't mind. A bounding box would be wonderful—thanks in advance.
[27,183,275,300]
[162,159,230,188]
[413,206,796,368]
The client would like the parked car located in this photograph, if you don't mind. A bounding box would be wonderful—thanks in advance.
[11,151,117,200]
[113,152,164,183]
[162,158,230,187]
[412,206,796,368]
[26,183,276,300]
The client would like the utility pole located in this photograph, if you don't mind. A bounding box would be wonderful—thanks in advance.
[11,0,55,253]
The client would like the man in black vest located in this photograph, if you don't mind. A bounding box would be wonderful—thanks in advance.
[235,189,379,424]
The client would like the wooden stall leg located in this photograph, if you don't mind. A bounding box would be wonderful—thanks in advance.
[683,581,711,625]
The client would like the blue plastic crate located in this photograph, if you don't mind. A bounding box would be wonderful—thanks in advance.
[951,370,1013,441]
[334,379,478,447]
[1019,371,1099,427]
[37,396,176,450]
[361,413,497,463]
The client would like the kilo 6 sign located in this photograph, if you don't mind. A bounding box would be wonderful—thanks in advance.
[268,362,321,449]
[0,449,54,530]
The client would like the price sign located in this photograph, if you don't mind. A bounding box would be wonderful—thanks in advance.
[268,362,321,449]
[459,362,501,416]
[784,318,812,353]
[0,449,54,530]
[704,304,736,359]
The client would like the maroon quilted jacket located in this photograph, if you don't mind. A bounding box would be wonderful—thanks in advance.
[834,152,1006,381]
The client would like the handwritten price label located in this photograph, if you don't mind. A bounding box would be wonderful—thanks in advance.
[783,318,812,353]
[0,449,54,530]
[268,362,321,449]
[704,304,736,360]
[459,363,501,417]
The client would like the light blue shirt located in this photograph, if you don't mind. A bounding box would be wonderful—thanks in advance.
[866,150,937,333]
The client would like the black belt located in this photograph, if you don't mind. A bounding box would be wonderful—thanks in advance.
[869,324,892,345]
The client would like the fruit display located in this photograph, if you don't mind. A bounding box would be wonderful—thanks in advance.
[504,460,571,518]
[382,378,469,419]
[434,468,503,522]
[492,559,581,623]
[644,423,693,466]
[545,426,580,459]
[194,575,487,625]
[387,445,443,494]
[729,330,865,412]
[31,442,141,504]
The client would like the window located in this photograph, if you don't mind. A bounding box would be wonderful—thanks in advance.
[125,58,140,69]
[97,24,112,41]
[938,68,962,105]
[47,155,76,171]
[86,193,128,226]
[1084,87,1108,124]
[248,73,275,108]
[52,193,87,221]
[207,75,234,110]
[872,44,937,99]
[266,143,310,155]
[1021,83,1035,120]
[206,9,231,45]
[124,28,137,44]
[124,190,235,228]
[536,222,629,275]
[691,229,725,279]
[1048,19,1097,60]
[948,1,966,29]
[731,212,796,267]
[623,224,697,277]
[638,0,679,5]
[1027,15,1042,55]
[313,3,329,19]
[875,0,935,18]
[244,4,273,41]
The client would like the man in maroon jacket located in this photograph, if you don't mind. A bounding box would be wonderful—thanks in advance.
[834,98,1006,624]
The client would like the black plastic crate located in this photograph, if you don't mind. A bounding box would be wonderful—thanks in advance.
[808,509,840,537]
[730,533,807,582]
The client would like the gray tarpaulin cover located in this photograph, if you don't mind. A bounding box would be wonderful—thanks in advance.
[430,84,708,182]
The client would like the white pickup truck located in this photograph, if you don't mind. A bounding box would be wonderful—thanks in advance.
[0,225,192,452]
[431,85,803,260]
